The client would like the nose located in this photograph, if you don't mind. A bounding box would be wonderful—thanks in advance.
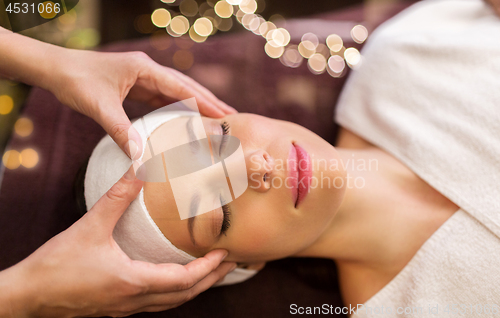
[246,149,274,192]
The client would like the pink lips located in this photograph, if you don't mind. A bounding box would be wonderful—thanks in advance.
[288,143,312,207]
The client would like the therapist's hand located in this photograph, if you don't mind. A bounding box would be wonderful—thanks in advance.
[0,166,236,318]
[486,0,500,16]
[47,49,236,159]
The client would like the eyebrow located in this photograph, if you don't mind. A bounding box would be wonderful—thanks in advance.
[187,192,200,246]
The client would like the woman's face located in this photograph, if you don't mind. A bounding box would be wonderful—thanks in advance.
[144,113,346,263]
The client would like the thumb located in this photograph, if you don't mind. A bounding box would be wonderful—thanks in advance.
[90,165,144,234]
[98,102,143,160]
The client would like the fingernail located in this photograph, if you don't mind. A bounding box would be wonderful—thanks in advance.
[221,250,229,261]
[124,166,136,180]
[127,140,139,160]
[132,159,145,181]
[229,263,237,272]
[226,104,237,114]
[215,108,225,118]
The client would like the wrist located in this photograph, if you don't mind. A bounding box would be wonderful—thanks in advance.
[0,30,66,90]
[0,262,38,318]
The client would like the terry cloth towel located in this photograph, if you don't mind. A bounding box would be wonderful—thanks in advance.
[335,0,500,317]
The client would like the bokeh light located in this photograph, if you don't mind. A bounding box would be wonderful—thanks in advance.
[328,55,345,74]
[66,36,85,49]
[307,53,327,74]
[14,117,34,137]
[198,2,211,16]
[173,50,194,70]
[2,150,21,170]
[170,15,190,35]
[214,1,233,18]
[207,14,222,31]
[202,10,220,35]
[298,41,315,59]
[250,17,265,35]
[264,42,284,58]
[39,1,58,20]
[344,47,361,67]
[351,25,368,44]
[267,28,290,47]
[167,25,182,37]
[269,14,285,26]
[175,36,195,49]
[217,17,233,31]
[20,148,39,168]
[153,0,366,77]
[189,25,208,42]
[151,8,172,28]
[301,33,319,50]
[0,95,14,115]
[239,0,257,14]
[65,29,100,49]
[326,34,343,52]
[241,13,259,31]
[150,30,173,50]
[135,14,156,34]
[180,0,199,17]
[58,9,77,26]
[315,43,330,58]
[280,45,303,68]
[194,17,213,36]
[259,21,276,38]
[235,9,245,23]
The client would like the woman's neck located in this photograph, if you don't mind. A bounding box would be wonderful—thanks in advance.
[294,147,417,263]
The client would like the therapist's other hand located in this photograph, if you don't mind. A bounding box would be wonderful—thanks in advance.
[2,166,236,317]
[47,49,236,159]
[486,0,500,16]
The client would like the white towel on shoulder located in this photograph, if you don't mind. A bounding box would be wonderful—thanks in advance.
[335,0,500,316]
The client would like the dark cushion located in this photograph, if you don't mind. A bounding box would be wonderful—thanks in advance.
[0,3,413,317]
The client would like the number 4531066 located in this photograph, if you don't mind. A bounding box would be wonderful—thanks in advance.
[6,2,61,14]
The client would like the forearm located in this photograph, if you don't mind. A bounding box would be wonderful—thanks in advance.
[0,26,64,90]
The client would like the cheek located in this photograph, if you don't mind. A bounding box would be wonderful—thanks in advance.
[230,114,278,147]
[226,203,313,261]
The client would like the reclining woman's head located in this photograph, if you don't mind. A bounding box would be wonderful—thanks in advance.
[83,108,347,281]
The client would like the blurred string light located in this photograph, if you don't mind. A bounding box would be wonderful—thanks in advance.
[14,117,34,137]
[2,150,20,170]
[0,95,14,115]
[66,28,100,49]
[2,148,39,170]
[151,0,367,76]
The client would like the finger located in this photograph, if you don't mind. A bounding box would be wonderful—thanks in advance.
[133,249,229,294]
[176,72,237,115]
[163,73,226,118]
[96,100,143,160]
[144,63,226,118]
[182,261,237,295]
[90,165,143,233]
[136,261,237,309]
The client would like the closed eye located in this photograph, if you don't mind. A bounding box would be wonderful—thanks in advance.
[219,194,231,236]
